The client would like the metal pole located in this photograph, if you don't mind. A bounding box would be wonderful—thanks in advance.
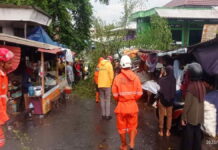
[24,23,27,38]
[56,56,59,84]
[41,52,45,95]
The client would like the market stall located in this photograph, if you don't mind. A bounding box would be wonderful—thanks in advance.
[28,48,68,115]
[0,33,68,115]
[188,37,218,137]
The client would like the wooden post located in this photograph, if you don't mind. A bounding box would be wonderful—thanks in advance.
[56,56,59,84]
[41,52,45,95]
[24,23,27,39]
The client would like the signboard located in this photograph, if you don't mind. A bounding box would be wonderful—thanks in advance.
[201,24,218,42]
[42,87,61,114]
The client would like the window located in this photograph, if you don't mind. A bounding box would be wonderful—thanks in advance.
[189,30,202,45]
[170,24,182,28]
[171,30,182,43]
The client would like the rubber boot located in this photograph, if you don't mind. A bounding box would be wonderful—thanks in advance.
[95,92,99,103]
[119,133,127,150]
[0,127,5,148]
[129,129,137,149]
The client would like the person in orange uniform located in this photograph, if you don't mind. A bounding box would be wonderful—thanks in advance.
[94,57,104,103]
[0,48,14,148]
[112,55,143,150]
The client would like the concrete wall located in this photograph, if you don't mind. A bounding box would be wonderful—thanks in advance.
[0,8,51,26]
[0,22,14,35]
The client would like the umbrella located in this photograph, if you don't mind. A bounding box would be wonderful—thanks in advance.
[0,45,21,73]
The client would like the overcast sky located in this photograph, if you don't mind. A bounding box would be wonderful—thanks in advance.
[91,0,172,24]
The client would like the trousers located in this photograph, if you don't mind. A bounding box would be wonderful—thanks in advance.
[99,88,111,116]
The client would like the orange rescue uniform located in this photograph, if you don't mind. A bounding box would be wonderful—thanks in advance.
[94,57,104,84]
[112,69,142,134]
[0,70,9,148]
[94,57,104,102]
[0,70,9,125]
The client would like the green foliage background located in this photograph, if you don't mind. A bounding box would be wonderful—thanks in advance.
[133,15,173,51]
[1,0,93,51]
[74,31,124,98]
[75,16,173,98]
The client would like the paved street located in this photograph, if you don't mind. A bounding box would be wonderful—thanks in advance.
[2,95,218,150]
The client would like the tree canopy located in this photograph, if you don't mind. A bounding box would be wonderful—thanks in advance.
[2,0,93,51]
[97,0,109,5]
[134,15,173,51]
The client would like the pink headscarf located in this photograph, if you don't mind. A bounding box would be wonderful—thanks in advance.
[0,48,14,62]
[107,56,113,62]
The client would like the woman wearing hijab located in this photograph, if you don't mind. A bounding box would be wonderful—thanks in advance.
[158,66,176,136]
[181,63,206,150]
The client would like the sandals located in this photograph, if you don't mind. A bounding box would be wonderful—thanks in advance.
[166,131,171,137]
[158,131,164,136]
[119,145,127,150]
[158,131,171,136]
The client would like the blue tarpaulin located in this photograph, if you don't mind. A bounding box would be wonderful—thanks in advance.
[27,26,66,48]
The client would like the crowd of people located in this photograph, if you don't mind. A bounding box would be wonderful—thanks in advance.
[94,53,216,150]
[0,47,217,149]
[59,57,88,86]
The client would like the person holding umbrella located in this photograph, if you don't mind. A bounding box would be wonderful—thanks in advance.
[0,48,14,147]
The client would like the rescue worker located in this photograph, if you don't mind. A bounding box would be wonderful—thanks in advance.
[94,57,104,103]
[98,57,114,120]
[0,48,14,148]
[112,55,143,150]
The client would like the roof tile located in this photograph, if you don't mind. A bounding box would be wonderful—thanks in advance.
[165,0,218,7]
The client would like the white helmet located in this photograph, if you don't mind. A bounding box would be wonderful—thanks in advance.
[114,53,119,60]
[120,55,132,68]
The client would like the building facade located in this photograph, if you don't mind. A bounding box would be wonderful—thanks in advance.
[131,0,218,47]
[0,4,51,38]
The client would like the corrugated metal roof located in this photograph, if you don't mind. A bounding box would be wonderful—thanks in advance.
[0,33,60,50]
[111,22,137,32]
[156,8,218,19]
[130,8,156,21]
[0,4,50,17]
[165,0,218,7]
[131,7,218,20]
[0,4,52,26]
[188,36,218,53]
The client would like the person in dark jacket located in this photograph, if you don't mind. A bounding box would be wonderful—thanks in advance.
[181,62,206,150]
[158,66,176,136]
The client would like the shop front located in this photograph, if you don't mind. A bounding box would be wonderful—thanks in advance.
[0,33,68,116]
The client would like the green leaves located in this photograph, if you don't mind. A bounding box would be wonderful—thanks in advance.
[97,0,109,5]
[134,15,173,51]
[1,0,92,51]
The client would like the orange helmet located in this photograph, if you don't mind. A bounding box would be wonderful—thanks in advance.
[98,57,104,63]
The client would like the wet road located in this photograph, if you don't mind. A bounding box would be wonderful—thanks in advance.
[2,95,218,150]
